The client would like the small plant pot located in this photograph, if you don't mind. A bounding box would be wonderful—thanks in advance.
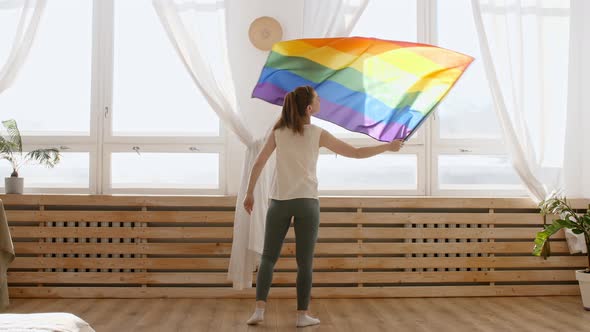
[5,176,24,194]
[576,270,590,310]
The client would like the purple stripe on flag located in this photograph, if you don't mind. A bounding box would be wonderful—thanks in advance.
[318,98,412,142]
[252,82,287,106]
[252,82,413,141]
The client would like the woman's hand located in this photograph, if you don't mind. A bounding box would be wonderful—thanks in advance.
[243,192,254,215]
[389,139,404,152]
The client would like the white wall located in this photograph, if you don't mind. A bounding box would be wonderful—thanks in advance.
[225,0,304,194]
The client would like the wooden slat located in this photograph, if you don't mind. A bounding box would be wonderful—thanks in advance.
[0,194,237,207]
[281,241,580,255]
[320,212,546,225]
[13,241,572,255]
[318,197,541,209]
[9,226,233,239]
[10,256,586,270]
[7,270,576,284]
[8,285,580,299]
[6,211,236,223]
[4,194,588,299]
[9,226,563,240]
[14,242,233,255]
[7,211,546,225]
[2,194,588,209]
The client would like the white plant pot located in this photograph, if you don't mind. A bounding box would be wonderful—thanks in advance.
[576,270,590,310]
[5,177,24,194]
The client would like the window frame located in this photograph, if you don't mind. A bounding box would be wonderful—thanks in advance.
[96,0,227,195]
[5,0,527,196]
[103,142,226,195]
[0,143,96,194]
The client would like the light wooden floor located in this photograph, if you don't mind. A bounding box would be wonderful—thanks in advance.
[3,297,590,331]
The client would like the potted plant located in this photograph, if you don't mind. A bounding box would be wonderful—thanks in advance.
[533,192,590,310]
[0,119,61,194]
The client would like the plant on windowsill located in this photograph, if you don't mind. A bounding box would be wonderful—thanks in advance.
[533,191,590,310]
[0,119,61,194]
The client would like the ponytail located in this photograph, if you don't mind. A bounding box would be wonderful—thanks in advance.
[273,85,315,135]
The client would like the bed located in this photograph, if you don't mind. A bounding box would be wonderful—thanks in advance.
[0,313,95,332]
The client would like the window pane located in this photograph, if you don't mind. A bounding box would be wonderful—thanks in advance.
[436,0,501,139]
[0,152,89,189]
[111,152,219,189]
[533,2,569,167]
[351,0,417,42]
[438,155,522,190]
[0,0,92,135]
[0,6,21,63]
[318,154,417,190]
[112,0,219,136]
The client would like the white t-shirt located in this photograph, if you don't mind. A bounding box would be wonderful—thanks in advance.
[270,123,323,200]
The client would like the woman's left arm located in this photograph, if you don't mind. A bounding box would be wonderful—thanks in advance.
[243,131,276,214]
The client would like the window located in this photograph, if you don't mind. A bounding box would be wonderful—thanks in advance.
[435,0,502,140]
[311,0,528,196]
[0,0,224,194]
[0,150,90,193]
[312,0,430,195]
[109,150,220,193]
[0,0,544,196]
[313,0,419,139]
[318,152,420,194]
[0,0,93,193]
[111,0,219,137]
[351,0,418,42]
[437,155,522,191]
[431,0,524,194]
[104,0,225,194]
[0,0,92,136]
[0,5,22,67]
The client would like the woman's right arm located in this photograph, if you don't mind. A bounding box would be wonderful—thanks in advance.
[319,130,403,159]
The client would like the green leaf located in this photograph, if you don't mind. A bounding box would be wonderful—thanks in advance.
[538,192,582,224]
[0,136,15,153]
[533,219,566,256]
[24,148,61,168]
[1,119,22,153]
[0,137,17,169]
[557,218,578,229]
[572,228,585,235]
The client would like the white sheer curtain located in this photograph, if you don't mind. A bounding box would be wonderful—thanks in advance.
[0,0,46,94]
[562,0,590,253]
[153,0,368,289]
[471,0,589,253]
[471,0,571,202]
[153,0,272,290]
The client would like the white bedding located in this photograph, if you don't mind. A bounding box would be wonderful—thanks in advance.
[0,313,95,332]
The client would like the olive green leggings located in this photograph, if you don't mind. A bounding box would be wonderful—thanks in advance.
[255,198,320,310]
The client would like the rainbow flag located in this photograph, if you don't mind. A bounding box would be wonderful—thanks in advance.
[252,37,474,142]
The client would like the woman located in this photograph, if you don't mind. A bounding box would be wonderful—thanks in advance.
[243,85,403,327]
